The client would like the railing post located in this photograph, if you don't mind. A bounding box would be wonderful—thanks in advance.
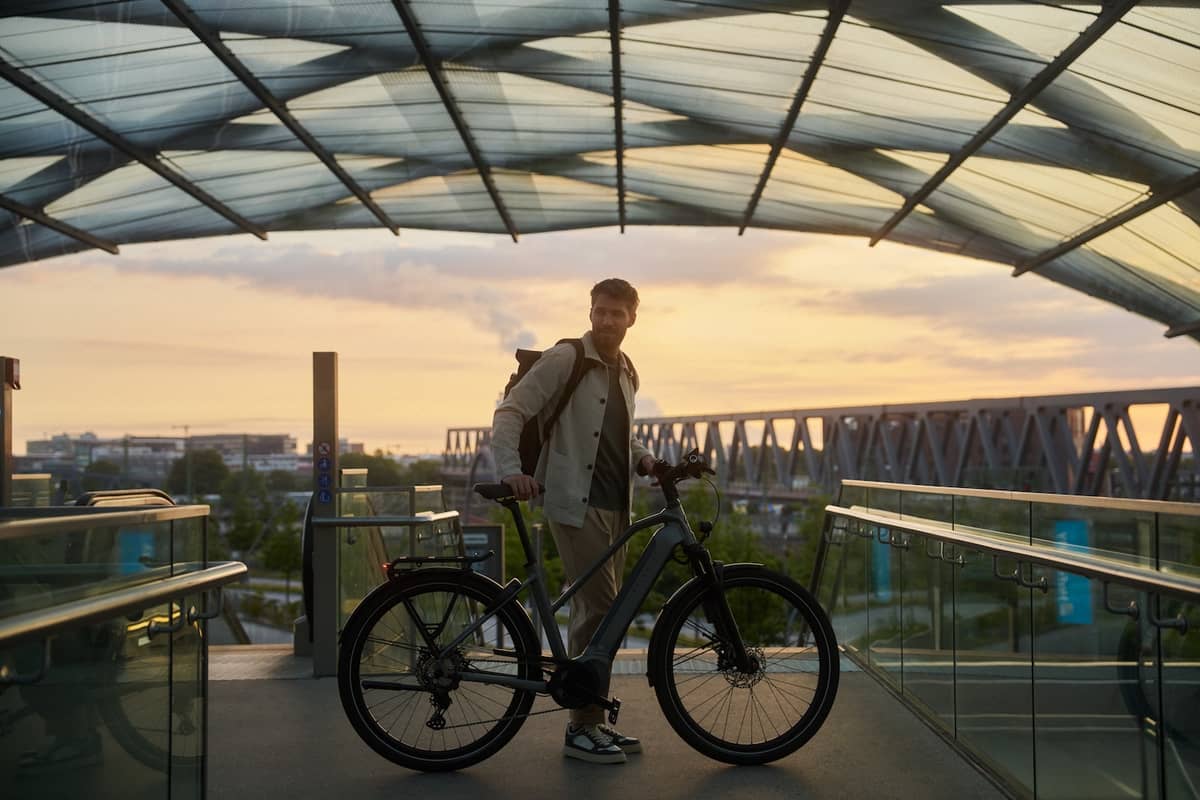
[311,352,339,677]
[0,356,18,508]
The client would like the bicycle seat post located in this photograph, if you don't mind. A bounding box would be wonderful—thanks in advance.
[502,499,540,573]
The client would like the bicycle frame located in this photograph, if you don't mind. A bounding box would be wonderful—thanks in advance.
[436,502,706,696]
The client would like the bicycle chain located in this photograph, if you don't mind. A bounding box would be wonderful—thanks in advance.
[415,655,570,731]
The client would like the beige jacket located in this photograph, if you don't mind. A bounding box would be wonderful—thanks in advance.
[491,331,653,527]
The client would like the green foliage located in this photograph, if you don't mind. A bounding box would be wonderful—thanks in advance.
[81,459,121,491]
[490,502,566,592]
[166,448,229,497]
[221,469,269,553]
[339,454,444,488]
[340,452,404,486]
[266,469,303,492]
[260,500,303,602]
[235,591,302,630]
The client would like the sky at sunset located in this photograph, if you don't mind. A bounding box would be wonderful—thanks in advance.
[2,225,1198,456]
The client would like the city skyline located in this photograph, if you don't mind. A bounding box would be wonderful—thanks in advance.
[3,226,1198,457]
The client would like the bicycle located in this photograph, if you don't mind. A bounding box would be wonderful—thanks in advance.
[336,449,840,771]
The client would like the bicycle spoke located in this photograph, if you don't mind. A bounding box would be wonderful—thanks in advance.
[655,572,838,762]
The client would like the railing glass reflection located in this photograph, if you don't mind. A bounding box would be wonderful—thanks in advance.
[0,504,243,800]
[816,481,1200,800]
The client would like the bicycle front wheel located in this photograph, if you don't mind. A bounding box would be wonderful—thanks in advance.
[648,565,839,765]
[337,570,539,772]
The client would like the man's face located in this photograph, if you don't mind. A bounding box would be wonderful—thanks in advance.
[589,292,636,351]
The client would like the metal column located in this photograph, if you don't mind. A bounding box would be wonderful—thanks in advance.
[311,352,339,677]
[0,357,18,507]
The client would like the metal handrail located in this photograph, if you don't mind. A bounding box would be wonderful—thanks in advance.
[0,561,246,647]
[825,504,1200,601]
[0,504,210,542]
[840,479,1200,515]
[839,479,1200,517]
[311,510,459,528]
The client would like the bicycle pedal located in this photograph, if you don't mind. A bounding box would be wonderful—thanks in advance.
[607,697,621,725]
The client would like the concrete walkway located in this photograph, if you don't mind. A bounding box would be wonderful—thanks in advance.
[208,647,1007,800]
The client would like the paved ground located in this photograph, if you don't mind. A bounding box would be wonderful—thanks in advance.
[208,647,1008,800]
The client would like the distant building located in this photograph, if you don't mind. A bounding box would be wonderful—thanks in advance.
[20,431,306,488]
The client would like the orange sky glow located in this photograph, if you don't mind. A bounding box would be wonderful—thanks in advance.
[2,226,1197,456]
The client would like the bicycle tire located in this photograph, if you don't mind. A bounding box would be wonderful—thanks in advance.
[647,564,839,765]
[337,569,540,772]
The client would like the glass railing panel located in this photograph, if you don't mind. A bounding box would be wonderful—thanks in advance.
[868,525,903,687]
[821,520,871,663]
[1157,592,1200,799]
[1032,572,1153,799]
[333,486,460,631]
[170,592,205,800]
[900,532,955,733]
[1031,503,1155,569]
[412,485,446,514]
[899,491,954,526]
[0,604,174,798]
[864,486,901,517]
[953,494,1031,540]
[0,517,183,620]
[1157,512,1200,580]
[10,474,52,507]
[172,516,207,571]
[839,483,867,507]
[954,549,1035,793]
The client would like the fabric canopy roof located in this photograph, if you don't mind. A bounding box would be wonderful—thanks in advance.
[1,1,1198,339]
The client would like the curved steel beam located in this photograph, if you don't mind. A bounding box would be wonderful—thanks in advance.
[0,193,119,254]
[1014,169,1200,276]
[389,0,519,242]
[0,56,267,240]
[161,0,400,235]
[870,0,1140,246]
[741,0,849,235]
[609,0,626,232]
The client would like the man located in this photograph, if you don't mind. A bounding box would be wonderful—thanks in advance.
[491,278,656,765]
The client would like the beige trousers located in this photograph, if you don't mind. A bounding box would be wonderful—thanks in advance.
[548,505,626,725]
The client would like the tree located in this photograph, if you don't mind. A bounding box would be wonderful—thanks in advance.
[261,500,303,602]
[220,469,269,554]
[82,459,121,492]
[339,452,404,486]
[167,449,229,498]
[400,459,442,486]
[266,469,302,492]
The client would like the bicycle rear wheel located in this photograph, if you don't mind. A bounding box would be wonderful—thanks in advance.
[337,570,539,772]
[648,565,839,765]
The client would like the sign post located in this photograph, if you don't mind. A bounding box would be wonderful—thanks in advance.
[310,352,339,676]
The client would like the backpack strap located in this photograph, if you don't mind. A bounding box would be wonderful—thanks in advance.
[541,339,592,444]
[623,352,639,392]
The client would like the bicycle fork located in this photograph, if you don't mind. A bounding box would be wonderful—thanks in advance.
[685,543,755,674]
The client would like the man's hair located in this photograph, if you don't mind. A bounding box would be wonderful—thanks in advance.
[590,278,639,312]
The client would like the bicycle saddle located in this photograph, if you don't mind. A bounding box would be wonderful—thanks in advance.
[473,483,514,500]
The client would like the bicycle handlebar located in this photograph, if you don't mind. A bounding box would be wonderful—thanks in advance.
[474,450,713,506]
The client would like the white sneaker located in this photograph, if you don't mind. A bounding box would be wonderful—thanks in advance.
[563,723,626,764]
[599,723,641,754]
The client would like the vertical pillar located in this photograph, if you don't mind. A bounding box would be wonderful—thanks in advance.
[0,357,18,507]
[311,352,338,677]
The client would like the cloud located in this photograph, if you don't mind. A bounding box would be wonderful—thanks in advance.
[61,227,812,351]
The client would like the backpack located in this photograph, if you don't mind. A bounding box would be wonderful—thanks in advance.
[503,338,637,475]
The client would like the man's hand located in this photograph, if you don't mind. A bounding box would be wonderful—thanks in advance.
[637,455,657,476]
[501,473,540,501]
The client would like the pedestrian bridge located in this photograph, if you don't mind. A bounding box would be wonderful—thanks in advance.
[2,480,1196,799]
[444,386,1200,510]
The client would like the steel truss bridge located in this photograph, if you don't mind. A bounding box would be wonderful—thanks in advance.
[444,386,1200,506]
